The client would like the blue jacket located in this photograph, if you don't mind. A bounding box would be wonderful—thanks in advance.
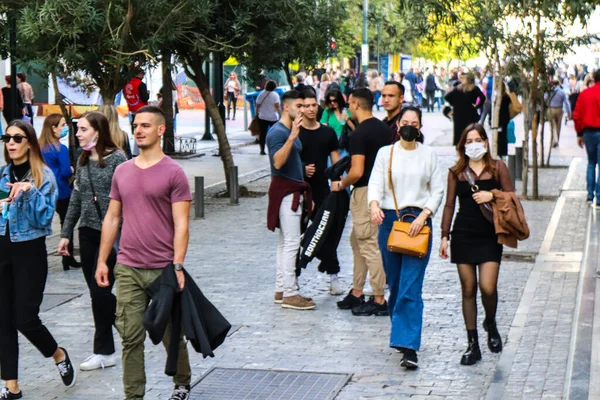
[0,164,58,242]
[41,144,72,200]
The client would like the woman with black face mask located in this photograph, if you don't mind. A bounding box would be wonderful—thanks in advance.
[367,106,445,369]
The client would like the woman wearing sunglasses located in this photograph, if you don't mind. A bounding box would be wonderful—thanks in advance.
[320,89,353,139]
[57,111,126,372]
[39,114,81,271]
[0,121,77,399]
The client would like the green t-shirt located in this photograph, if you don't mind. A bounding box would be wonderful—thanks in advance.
[320,109,350,138]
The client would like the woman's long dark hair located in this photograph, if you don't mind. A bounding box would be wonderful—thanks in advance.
[451,123,496,175]
[324,88,346,110]
[4,120,47,188]
[397,106,425,144]
[78,111,118,168]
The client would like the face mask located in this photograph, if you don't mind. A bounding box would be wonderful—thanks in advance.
[399,125,420,142]
[465,142,487,161]
[59,126,69,139]
[82,134,98,151]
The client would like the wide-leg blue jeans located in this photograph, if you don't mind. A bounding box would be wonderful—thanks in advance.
[377,208,432,351]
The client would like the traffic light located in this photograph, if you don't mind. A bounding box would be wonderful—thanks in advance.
[330,38,337,50]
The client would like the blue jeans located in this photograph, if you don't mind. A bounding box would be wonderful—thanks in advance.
[377,208,432,351]
[584,131,600,200]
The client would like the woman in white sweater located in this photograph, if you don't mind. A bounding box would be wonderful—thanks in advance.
[367,106,445,369]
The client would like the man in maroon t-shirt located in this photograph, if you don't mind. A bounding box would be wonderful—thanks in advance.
[96,106,193,400]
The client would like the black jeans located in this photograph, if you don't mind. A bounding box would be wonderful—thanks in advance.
[79,227,117,355]
[25,104,34,120]
[426,91,436,112]
[56,198,77,268]
[227,92,237,118]
[0,235,58,380]
[258,118,275,154]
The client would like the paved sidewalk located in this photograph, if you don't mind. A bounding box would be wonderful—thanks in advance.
[8,108,594,399]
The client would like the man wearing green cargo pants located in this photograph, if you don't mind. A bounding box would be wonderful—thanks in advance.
[96,106,193,400]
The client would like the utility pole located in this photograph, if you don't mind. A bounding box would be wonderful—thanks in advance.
[9,11,18,122]
[202,57,213,141]
[377,22,381,72]
[361,0,369,73]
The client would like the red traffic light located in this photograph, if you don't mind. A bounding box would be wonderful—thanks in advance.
[330,40,337,50]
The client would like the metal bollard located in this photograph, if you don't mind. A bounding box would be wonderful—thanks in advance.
[194,176,204,219]
[515,145,523,181]
[229,166,239,205]
[508,154,516,186]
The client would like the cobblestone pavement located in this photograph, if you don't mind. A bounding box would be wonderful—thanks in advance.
[11,150,583,400]
[8,110,593,399]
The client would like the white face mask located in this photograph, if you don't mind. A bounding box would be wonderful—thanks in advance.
[465,142,487,161]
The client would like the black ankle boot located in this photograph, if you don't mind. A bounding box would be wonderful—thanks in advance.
[483,319,503,353]
[460,329,482,365]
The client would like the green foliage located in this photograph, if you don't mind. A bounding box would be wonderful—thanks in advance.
[11,0,153,103]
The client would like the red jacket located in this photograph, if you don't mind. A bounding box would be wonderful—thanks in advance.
[573,83,600,135]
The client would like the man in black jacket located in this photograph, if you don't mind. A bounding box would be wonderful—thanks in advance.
[299,91,343,294]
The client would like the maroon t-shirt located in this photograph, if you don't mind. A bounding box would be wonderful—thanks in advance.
[110,156,192,268]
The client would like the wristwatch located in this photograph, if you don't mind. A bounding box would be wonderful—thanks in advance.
[173,263,184,271]
[337,182,343,190]
[423,209,432,217]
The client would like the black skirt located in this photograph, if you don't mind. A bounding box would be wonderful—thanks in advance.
[450,179,503,264]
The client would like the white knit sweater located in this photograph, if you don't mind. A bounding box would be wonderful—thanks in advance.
[367,142,445,215]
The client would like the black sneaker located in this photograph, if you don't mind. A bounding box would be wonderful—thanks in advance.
[351,297,389,316]
[169,385,190,400]
[401,349,418,369]
[55,347,77,388]
[0,388,22,399]
[336,290,365,310]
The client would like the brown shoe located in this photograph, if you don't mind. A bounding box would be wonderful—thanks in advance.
[282,295,317,310]
[274,292,283,304]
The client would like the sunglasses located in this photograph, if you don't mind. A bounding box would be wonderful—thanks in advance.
[1,135,27,144]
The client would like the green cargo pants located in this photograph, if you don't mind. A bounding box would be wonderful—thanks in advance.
[114,263,191,400]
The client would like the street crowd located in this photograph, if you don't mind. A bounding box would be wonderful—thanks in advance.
[0,60,599,400]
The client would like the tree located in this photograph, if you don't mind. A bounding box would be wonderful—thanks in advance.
[15,0,149,105]
[239,0,348,87]
[398,0,600,199]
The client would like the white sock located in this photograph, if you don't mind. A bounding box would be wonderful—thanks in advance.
[330,274,338,282]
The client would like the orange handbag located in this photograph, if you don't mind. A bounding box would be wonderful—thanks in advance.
[386,145,431,258]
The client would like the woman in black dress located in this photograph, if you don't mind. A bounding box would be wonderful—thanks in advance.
[439,123,514,366]
[445,73,486,146]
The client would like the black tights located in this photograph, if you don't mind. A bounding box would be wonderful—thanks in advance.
[457,262,500,330]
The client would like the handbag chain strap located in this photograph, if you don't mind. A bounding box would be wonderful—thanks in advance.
[387,144,401,220]
[86,163,105,221]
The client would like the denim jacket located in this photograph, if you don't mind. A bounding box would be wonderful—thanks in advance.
[0,164,58,242]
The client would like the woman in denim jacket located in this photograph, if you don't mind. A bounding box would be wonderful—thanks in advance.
[0,121,76,399]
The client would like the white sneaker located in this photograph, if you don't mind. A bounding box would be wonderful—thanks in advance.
[329,277,344,295]
[80,353,117,371]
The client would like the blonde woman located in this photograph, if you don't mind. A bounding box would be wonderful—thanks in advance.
[98,105,132,159]
[224,72,242,120]
[445,72,486,146]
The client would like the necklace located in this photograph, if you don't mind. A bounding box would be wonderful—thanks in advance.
[11,167,32,183]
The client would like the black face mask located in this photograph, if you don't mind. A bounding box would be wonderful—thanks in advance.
[399,125,420,142]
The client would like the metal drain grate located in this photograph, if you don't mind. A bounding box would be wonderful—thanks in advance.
[190,368,351,400]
